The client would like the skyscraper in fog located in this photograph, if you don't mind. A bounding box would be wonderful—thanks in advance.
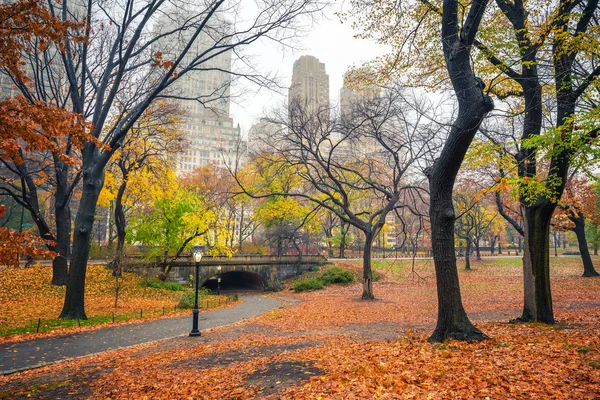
[288,55,329,115]
[156,14,243,174]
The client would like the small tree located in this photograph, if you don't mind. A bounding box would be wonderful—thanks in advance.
[239,88,436,299]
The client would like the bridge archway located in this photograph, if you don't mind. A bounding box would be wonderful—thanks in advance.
[201,270,267,292]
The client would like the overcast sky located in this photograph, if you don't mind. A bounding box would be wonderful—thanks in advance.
[229,4,389,137]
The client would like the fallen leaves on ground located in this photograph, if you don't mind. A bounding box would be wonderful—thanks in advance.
[0,264,236,341]
[1,257,599,399]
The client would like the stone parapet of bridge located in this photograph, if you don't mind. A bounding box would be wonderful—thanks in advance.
[126,255,329,291]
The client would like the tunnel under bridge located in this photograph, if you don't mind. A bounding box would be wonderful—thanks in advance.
[160,255,328,291]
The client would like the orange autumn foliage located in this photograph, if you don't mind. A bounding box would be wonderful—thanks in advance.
[0,205,55,267]
[1,258,599,398]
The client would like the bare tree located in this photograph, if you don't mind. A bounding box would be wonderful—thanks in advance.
[239,88,438,299]
[45,0,325,319]
[107,101,185,277]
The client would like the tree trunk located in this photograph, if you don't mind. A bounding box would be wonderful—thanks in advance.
[112,180,128,277]
[238,206,244,252]
[526,204,555,324]
[339,221,347,258]
[59,170,105,320]
[475,238,481,260]
[518,212,536,321]
[52,197,71,286]
[498,241,502,254]
[427,0,491,343]
[571,214,599,277]
[362,231,374,299]
[490,236,496,255]
[553,230,559,257]
[465,238,472,271]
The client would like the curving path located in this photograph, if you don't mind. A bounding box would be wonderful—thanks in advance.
[0,294,281,375]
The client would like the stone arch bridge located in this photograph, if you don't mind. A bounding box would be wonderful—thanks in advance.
[161,255,328,291]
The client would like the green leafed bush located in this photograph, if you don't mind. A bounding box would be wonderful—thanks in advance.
[178,288,211,308]
[320,267,355,285]
[142,277,185,291]
[293,277,325,292]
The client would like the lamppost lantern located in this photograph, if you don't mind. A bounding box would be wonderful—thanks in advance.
[192,247,203,263]
[189,245,204,337]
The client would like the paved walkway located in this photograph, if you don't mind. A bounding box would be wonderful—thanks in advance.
[0,294,281,375]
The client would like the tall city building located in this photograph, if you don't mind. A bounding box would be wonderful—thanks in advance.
[339,70,380,118]
[155,14,244,174]
[247,119,282,155]
[339,70,382,157]
[288,55,330,115]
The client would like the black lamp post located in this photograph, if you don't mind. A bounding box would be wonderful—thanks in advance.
[189,246,203,337]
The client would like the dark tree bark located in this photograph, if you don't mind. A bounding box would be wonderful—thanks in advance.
[52,199,70,286]
[60,168,105,319]
[553,230,559,257]
[474,238,481,261]
[570,213,600,277]
[112,179,128,278]
[427,0,492,343]
[51,161,73,286]
[362,232,375,299]
[465,238,472,270]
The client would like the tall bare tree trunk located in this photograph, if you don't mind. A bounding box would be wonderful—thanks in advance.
[428,0,492,342]
[519,215,536,321]
[362,231,374,299]
[112,180,128,277]
[571,214,599,277]
[60,169,105,320]
[52,194,71,286]
[465,238,472,271]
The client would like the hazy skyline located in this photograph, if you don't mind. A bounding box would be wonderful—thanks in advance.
[229,5,389,137]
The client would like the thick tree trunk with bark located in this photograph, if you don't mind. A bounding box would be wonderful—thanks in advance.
[339,221,348,258]
[570,214,599,277]
[51,161,73,286]
[60,169,105,319]
[112,180,128,277]
[362,232,374,299]
[475,238,481,260]
[427,0,492,343]
[518,213,536,321]
[464,238,472,270]
[52,201,70,286]
[527,204,555,324]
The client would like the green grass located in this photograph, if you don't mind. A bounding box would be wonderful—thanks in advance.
[0,310,169,337]
[0,292,234,337]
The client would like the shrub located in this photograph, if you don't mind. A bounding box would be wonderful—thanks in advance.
[142,277,185,291]
[293,277,324,292]
[178,288,211,308]
[320,267,354,285]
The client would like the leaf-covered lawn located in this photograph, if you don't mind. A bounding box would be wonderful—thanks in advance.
[0,264,229,339]
[1,256,599,399]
